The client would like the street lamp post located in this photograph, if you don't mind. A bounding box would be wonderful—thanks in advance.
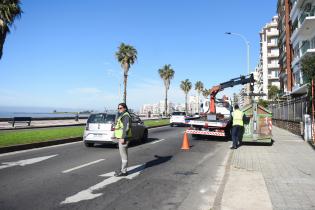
[225,32,250,75]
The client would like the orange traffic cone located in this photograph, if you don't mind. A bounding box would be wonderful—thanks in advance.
[181,131,190,150]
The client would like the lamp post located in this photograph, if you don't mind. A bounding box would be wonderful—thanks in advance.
[225,32,250,75]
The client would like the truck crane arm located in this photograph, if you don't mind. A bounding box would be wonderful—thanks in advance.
[208,74,255,114]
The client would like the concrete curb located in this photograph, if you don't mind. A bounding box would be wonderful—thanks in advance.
[0,124,170,154]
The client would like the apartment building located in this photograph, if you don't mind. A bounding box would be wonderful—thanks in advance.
[257,16,281,100]
[277,0,315,97]
[290,0,315,95]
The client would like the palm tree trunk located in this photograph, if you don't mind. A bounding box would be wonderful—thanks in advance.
[197,92,200,113]
[165,87,168,116]
[0,30,6,60]
[123,74,128,103]
[185,93,188,114]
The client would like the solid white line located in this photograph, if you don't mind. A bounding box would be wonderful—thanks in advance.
[150,139,165,144]
[0,141,81,157]
[62,159,105,173]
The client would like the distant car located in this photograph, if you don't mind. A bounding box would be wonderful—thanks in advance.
[193,113,200,118]
[83,113,148,147]
[170,111,187,127]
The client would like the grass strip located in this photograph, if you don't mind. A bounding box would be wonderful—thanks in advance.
[0,119,169,147]
[144,119,170,127]
[0,126,84,147]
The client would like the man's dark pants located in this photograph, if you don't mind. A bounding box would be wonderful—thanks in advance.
[232,125,242,148]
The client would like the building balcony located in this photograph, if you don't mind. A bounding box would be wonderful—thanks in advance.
[268,74,279,80]
[291,83,308,96]
[298,15,315,40]
[267,63,280,69]
[291,54,301,67]
[290,0,303,20]
[266,30,279,37]
[300,48,315,61]
[267,53,279,58]
[267,42,278,48]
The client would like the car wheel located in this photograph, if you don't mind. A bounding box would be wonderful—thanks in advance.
[84,142,94,147]
[141,129,148,143]
[170,123,174,127]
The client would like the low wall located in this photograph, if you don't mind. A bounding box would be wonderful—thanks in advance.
[273,119,302,136]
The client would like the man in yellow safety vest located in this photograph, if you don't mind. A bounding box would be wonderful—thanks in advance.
[114,103,132,176]
[231,104,244,149]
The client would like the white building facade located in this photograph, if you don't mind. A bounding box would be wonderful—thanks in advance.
[290,0,315,96]
[257,16,280,100]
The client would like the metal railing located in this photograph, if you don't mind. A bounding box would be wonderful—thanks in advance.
[269,96,309,122]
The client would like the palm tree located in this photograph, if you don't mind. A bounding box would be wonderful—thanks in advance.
[115,42,137,103]
[202,88,209,98]
[158,64,175,116]
[0,0,22,59]
[180,79,192,114]
[194,81,204,113]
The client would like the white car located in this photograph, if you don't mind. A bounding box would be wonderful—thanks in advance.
[83,113,148,147]
[170,111,187,127]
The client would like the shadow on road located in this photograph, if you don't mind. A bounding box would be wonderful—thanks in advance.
[127,155,173,175]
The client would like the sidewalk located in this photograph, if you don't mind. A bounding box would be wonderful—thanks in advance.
[218,126,315,210]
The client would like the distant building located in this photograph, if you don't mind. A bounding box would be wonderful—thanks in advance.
[188,95,199,114]
[257,15,280,100]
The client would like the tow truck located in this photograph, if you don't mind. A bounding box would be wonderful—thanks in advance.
[186,74,255,138]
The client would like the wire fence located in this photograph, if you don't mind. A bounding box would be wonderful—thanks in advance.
[269,96,309,122]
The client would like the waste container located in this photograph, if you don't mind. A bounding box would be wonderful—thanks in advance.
[241,103,272,144]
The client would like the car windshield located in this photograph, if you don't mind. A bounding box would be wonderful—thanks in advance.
[172,112,186,116]
[87,114,116,124]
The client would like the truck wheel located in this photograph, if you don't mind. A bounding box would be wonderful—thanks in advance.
[170,124,174,127]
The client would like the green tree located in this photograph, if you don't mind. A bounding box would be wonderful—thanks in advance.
[258,99,269,108]
[0,0,22,59]
[158,64,175,116]
[268,85,280,100]
[301,54,315,114]
[202,88,209,98]
[180,79,192,114]
[194,81,204,113]
[115,43,137,103]
[301,54,315,83]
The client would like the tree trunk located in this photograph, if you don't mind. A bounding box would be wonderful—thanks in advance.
[123,74,128,103]
[185,93,188,114]
[197,92,200,113]
[0,30,6,60]
[165,87,168,116]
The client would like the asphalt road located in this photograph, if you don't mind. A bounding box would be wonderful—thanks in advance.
[0,126,231,210]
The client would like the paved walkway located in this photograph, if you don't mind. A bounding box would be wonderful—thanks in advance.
[0,119,87,130]
[220,126,315,210]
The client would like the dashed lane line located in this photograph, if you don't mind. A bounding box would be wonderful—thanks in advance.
[62,159,105,173]
[149,139,166,144]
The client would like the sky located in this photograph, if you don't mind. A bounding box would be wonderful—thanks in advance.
[0,0,278,112]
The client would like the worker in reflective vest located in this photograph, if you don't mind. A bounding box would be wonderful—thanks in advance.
[231,104,244,149]
[114,103,132,177]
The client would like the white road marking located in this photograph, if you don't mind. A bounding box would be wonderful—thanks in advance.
[62,159,105,173]
[61,164,146,204]
[0,142,80,157]
[0,154,58,170]
[150,139,165,144]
